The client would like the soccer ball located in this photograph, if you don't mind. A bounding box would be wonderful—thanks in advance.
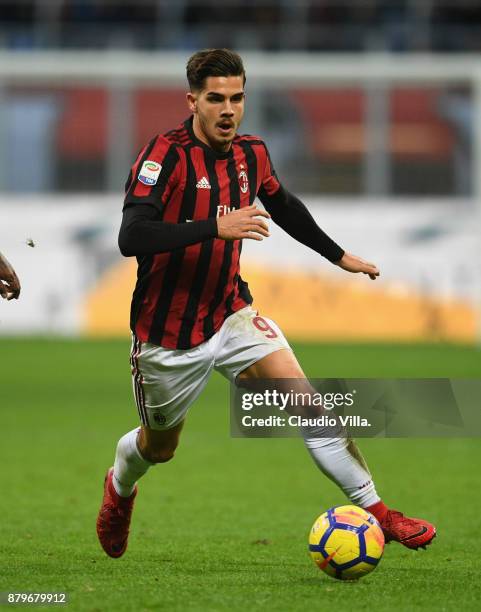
[309,505,385,580]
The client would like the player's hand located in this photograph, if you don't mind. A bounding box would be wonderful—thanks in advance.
[216,205,270,241]
[334,252,379,280]
[0,252,21,300]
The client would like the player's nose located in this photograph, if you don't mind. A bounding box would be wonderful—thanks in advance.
[221,103,234,116]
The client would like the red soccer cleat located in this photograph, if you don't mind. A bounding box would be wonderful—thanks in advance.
[96,468,137,558]
[380,509,436,550]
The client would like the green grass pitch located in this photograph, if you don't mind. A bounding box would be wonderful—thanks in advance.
[1,339,480,611]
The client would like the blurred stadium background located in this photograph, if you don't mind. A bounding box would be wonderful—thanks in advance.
[2,5,481,610]
[0,0,480,342]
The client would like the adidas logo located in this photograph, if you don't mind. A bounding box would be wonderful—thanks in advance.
[196,176,211,189]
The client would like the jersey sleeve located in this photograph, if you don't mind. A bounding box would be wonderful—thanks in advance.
[123,135,182,211]
[259,142,281,198]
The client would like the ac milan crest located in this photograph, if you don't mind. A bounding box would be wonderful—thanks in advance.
[238,170,249,194]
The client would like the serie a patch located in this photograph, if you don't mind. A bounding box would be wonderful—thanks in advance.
[138,160,162,186]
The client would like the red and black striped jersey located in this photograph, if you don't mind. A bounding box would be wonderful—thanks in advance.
[123,116,281,350]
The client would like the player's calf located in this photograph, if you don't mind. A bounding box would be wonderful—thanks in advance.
[137,421,184,464]
[139,447,176,463]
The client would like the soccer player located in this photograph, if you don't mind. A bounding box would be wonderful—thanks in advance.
[97,49,436,558]
[0,251,20,300]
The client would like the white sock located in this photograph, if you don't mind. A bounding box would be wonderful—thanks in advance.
[112,428,152,497]
[301,426,380,507]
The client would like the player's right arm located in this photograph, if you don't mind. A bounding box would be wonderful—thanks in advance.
[215,205,270,241]
[0,251,21,300]
[119,204,219,256]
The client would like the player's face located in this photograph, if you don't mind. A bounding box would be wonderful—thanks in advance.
[187,75,245,153]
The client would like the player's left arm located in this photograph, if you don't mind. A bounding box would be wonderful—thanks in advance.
[257,142,379,280]
[259,185,379,280]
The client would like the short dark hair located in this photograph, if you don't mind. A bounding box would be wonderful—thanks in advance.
[186,48,246,91]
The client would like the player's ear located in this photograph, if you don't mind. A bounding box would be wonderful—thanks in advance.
[186,92,197,113]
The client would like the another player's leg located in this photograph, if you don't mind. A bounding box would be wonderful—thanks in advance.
[96,422,184,558]
[237,349,436,550]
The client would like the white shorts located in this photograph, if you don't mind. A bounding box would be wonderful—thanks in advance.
[129,306,291,430]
